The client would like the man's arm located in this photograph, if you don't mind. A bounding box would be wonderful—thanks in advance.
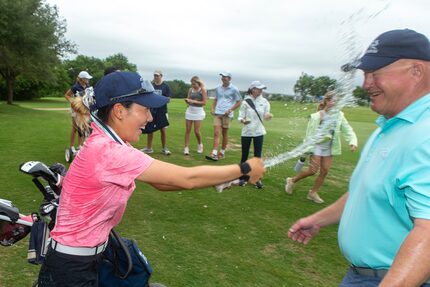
[380,218,430,287]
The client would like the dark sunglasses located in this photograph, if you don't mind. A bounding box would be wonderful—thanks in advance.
[109,80,155,102]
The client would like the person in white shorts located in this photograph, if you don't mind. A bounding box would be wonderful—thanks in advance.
[285,91,358,203]
[183,76,207,155]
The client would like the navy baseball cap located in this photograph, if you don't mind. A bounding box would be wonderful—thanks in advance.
[91,71,169,111]
[355,29,430,71]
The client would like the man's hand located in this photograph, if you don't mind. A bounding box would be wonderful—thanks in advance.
[224,109,232,116]
[288,217,321,245]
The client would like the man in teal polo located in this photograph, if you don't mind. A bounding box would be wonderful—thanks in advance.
[288,29,430,286]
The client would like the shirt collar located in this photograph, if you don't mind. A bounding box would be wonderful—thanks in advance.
[376,93,430,128]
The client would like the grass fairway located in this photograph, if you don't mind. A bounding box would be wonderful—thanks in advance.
[0,98,377,287]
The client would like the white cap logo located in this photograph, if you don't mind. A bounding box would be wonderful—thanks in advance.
[365,39,379,54]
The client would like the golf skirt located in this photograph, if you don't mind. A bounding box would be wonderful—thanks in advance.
[185,106,205,121]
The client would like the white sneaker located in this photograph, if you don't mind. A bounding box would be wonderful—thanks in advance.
[183,147,189,155]
[141,147,154,154]
[285,177,294,195]
[215,183,228,193]
[307,191,324,204]
[70,146,76,153]
[197,144,203,154]
[162,148,171,155]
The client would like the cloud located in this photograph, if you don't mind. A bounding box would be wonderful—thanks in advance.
[47,0,430,93]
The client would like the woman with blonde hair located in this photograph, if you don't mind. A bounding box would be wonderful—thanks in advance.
[285,91,358,203]
[183,76,207,155]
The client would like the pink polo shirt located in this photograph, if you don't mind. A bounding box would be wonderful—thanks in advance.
[50,123,154,247]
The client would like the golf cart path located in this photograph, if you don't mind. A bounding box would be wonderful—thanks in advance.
[32,107,69,111]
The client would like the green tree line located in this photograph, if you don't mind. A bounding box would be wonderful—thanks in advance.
[0,0,367,104]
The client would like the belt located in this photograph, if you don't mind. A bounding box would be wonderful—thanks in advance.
[351,266,430,284]
[51,239,108,256]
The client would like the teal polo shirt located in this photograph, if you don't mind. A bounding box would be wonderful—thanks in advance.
[338,94,430,268]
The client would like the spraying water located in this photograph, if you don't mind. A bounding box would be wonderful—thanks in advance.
[263,4,390,168]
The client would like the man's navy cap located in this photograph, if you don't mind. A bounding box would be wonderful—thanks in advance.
[91,71,169,111]
[355,29,430,71]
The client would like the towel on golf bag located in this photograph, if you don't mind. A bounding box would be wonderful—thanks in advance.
[28,219,50,264]
[99,230,153,287]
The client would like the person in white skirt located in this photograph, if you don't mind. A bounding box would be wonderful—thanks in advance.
[184,76,208,155]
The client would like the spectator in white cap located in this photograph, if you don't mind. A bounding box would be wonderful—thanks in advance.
[64,70,93,152]
[237,81,272,188]
[289,29,430,286]
[206,71,242,161]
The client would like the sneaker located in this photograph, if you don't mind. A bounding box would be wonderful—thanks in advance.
[205,153,219,161]
[285,177,294,195]
[70,146,76,153]
[215,182,228,193]
[141,147,154,154]
[230,179,240,186]
[162,148,171,155]
[197,144,204,154]
[217,151,225,159]
[239,179,247,187]
[255,180,263,189]
[183,147,189,155]
[307,191,324,204]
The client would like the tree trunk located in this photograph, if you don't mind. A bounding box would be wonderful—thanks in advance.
[6,76,15,105]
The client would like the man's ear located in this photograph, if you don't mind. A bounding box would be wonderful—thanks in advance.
[411,63,424,78]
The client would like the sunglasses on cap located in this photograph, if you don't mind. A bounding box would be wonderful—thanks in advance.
[109,80,155,103]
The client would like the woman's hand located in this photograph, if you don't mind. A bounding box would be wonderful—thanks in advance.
[350,144,357,152]
[264,112,273,121]
[245,157,265,184]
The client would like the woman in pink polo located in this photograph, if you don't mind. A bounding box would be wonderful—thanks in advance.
[37,71,265,287]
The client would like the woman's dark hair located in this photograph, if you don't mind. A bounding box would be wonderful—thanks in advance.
[97,101,133,122]
[104,66,120,76]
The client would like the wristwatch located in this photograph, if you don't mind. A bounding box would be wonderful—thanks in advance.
[239,162,251,175]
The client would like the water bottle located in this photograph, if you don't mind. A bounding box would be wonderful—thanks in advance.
[294,157,306,173]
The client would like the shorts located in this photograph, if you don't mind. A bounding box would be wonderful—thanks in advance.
[185,106,205,121]
[142,109,169,134]
[38,247,102,287]
[313,141,332,157]
[213,115,232,129]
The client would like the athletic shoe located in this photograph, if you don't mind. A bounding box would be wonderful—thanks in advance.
[307,191,324,204]
[217,151,225,159]
[205,153,218,161]
[183,147,189,155]
[255,180,263,189]
[162,148,171,155]
[238,179,247,187]
[197,144,204,154]
[141,147,154,154]
[285,177,294,195]
[70,146,76,153]
[215,183,228,193]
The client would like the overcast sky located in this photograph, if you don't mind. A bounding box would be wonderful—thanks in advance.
[45,0,430,94]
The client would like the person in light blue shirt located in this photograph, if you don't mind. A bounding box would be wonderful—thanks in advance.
[288,29,430,287]
[206,72,241,161]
